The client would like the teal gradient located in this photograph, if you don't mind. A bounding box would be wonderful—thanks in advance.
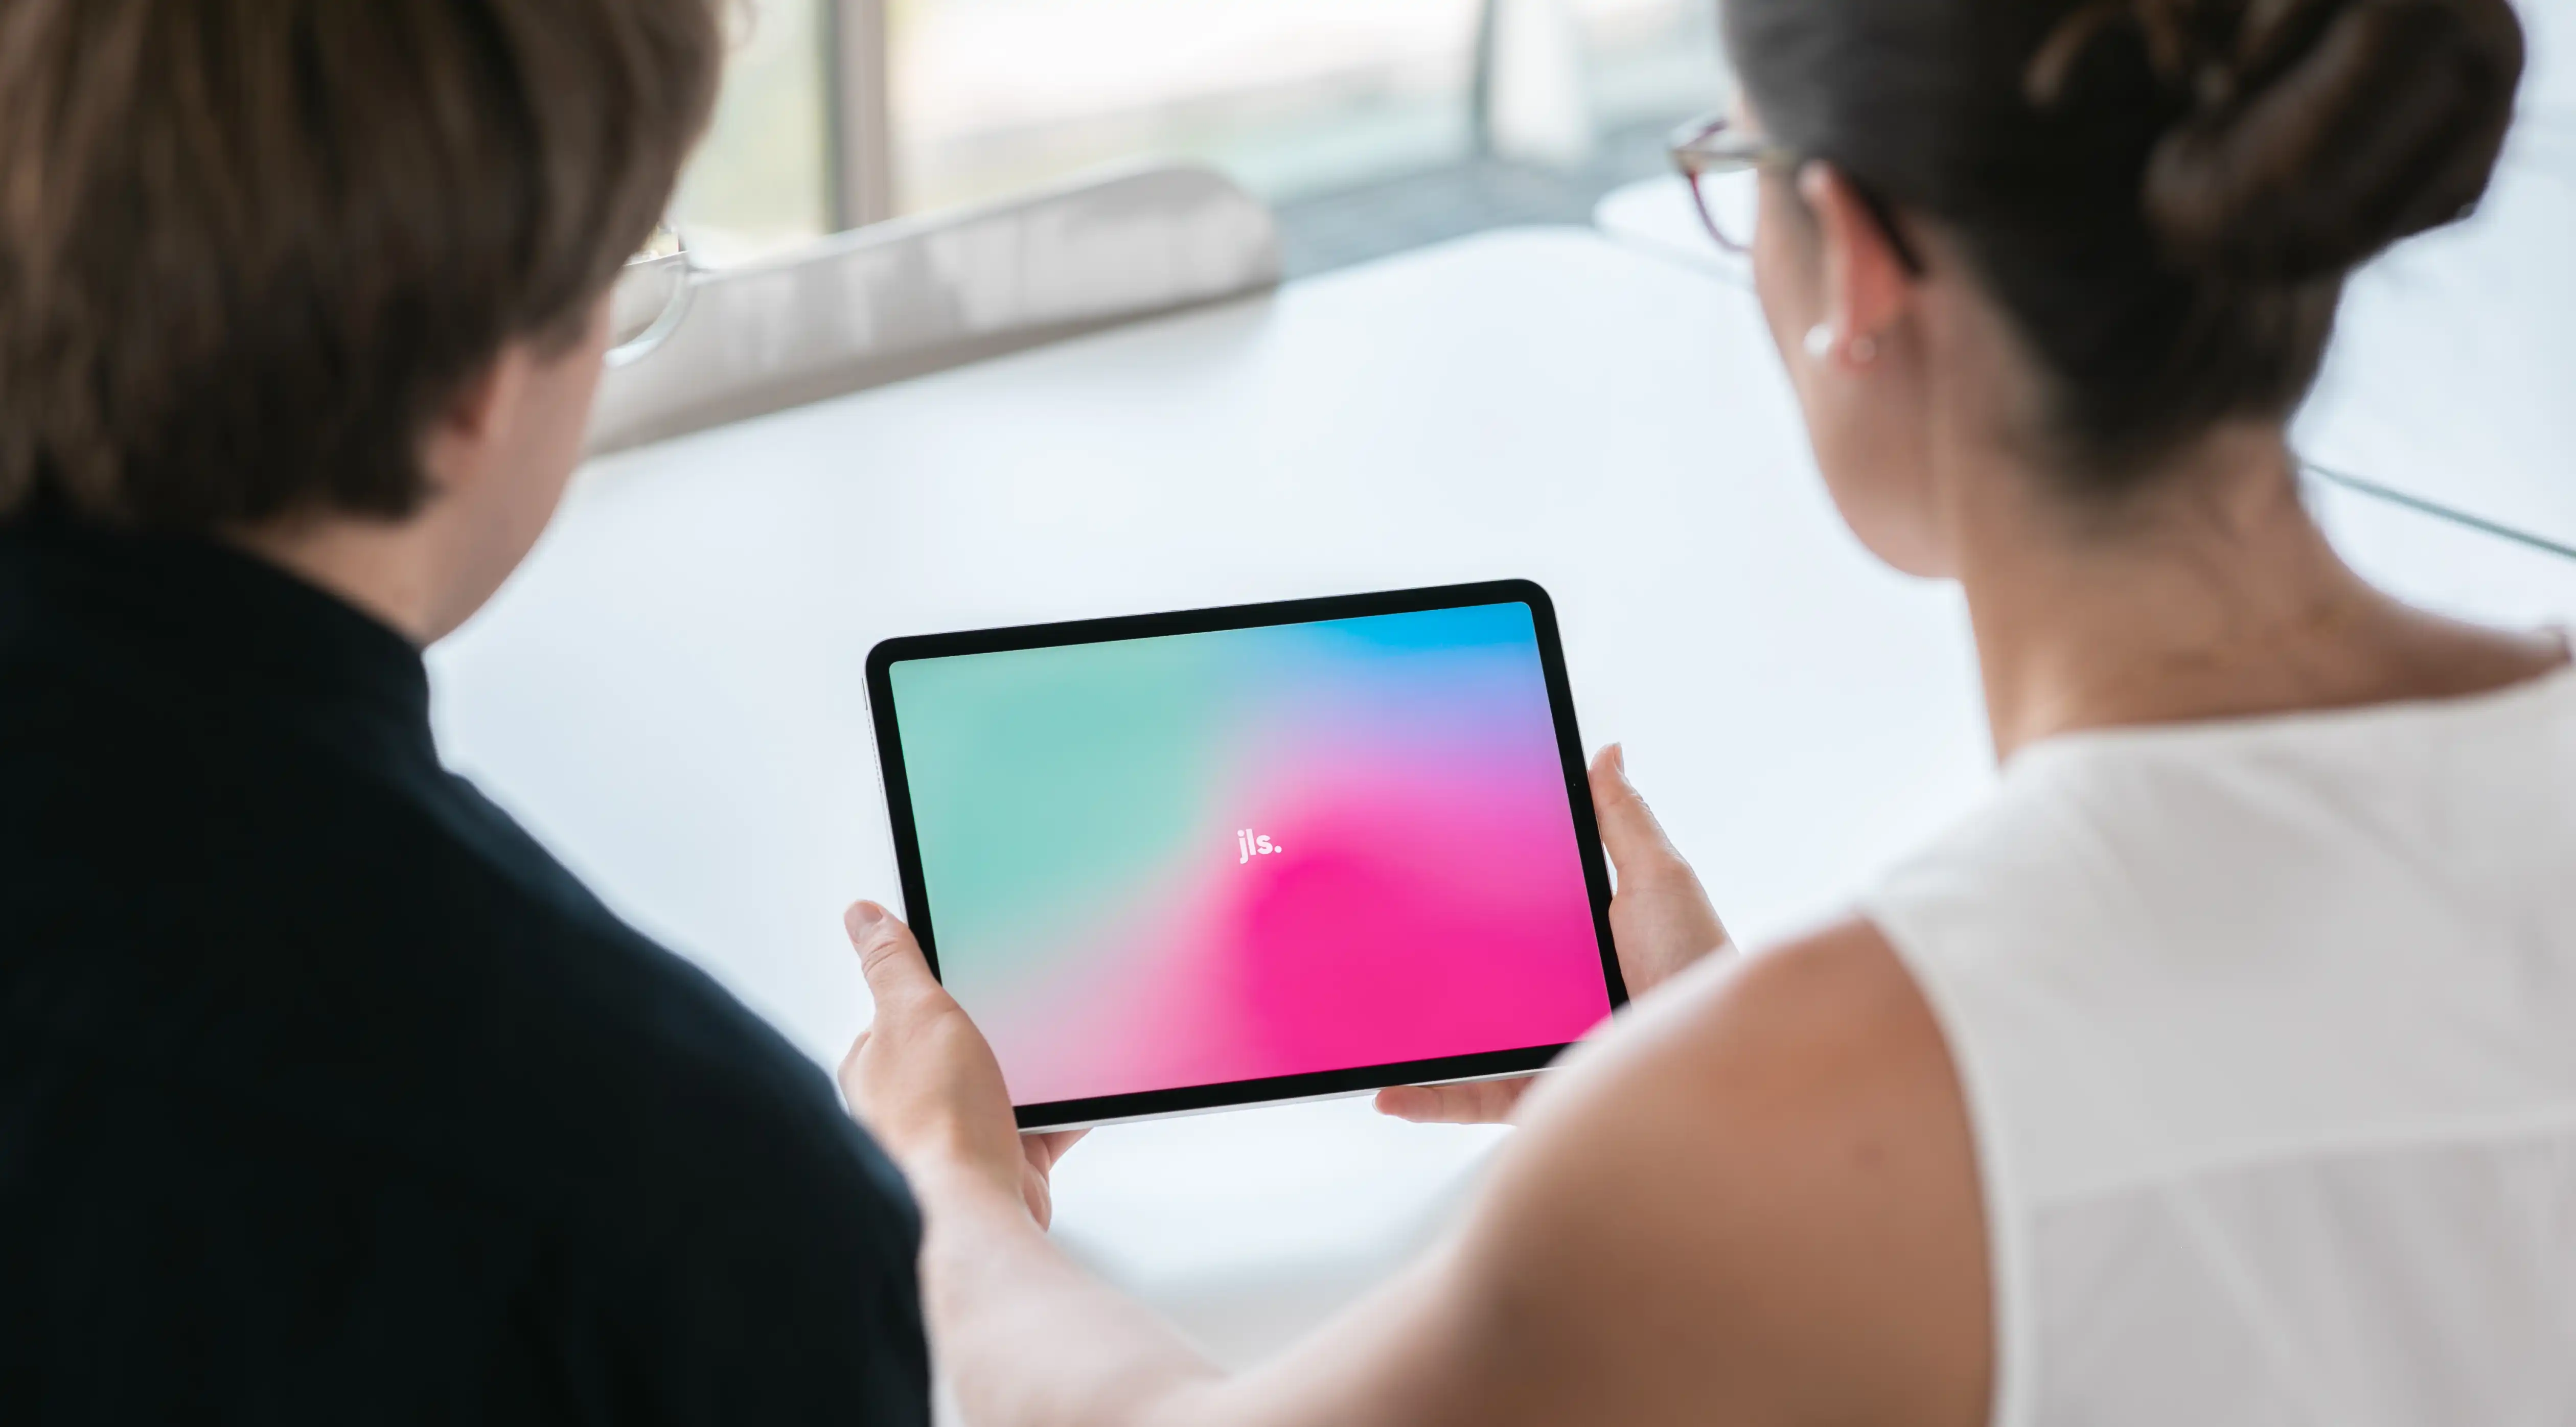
[891,638,1233,975]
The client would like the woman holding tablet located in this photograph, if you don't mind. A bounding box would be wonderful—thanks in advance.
[846,0,2573,1421]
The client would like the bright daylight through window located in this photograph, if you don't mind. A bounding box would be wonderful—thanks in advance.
[669,0,1728,265]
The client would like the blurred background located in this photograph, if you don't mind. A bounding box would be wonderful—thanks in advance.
[669,0,1731,273]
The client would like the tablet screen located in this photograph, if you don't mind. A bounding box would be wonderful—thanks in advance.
[880,599,1615,1114]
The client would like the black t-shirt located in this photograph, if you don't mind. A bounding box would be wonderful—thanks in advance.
[0,520,930,1423]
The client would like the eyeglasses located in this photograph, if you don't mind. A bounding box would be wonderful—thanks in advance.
[1665,111,1927,274]
[606,223,695,368]
[1667,112,1798,255]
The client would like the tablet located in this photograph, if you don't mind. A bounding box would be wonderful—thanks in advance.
[865,581,1625,1131]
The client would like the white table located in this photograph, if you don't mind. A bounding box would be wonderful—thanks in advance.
[429,227,1997,1360]
[1597,1,2576,552]
[427,224,2576,1369]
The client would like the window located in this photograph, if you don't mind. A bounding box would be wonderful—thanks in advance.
[670,0,835,265]
[1572,0,1728,131]
[889,0,1485,216]
[667,0,1728,257]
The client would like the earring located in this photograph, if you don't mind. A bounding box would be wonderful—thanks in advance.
[1804,324,1881,367]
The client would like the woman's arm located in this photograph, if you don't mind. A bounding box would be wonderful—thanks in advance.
[842,905,1992,1427]
[906,1164,1228,1427]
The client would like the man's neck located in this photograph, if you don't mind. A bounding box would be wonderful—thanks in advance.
[228,516,444,647]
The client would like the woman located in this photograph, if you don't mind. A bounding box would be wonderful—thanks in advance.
[843,0,2572,1421]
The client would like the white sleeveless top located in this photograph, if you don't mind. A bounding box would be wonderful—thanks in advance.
[1864,665,2576,1427]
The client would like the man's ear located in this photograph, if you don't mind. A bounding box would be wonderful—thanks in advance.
[418,349,526,497]
[417,345,533,497]
[1797,162,1914,363]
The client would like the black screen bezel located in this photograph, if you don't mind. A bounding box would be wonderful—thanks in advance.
[864,579,1627,1130]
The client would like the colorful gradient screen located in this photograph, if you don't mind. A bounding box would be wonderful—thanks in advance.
[883,601,1614,1111]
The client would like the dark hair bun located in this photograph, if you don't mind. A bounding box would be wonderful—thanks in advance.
[2141,0,2525,283]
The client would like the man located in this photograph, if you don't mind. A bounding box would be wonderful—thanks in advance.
[0,3,927,1421]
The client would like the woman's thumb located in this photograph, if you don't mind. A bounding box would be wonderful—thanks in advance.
[1591,744,1682,876]
[845,902,936,1002]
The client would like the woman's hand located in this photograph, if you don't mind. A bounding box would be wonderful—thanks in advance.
[1375,744,1730,1126]
[838,903,1086,1229]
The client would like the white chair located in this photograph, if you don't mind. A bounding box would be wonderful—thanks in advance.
[588,164,1283,455]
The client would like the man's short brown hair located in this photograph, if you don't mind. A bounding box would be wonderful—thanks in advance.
[0,0,722,531]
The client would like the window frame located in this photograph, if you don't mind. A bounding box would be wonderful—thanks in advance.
[825,0,896,227]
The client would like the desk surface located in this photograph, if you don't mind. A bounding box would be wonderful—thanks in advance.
[427,223,2576,1364]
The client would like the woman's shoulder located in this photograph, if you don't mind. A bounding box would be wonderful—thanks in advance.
[1443,920,1993,1426]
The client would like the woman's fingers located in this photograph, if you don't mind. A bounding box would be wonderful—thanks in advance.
[1374,1078,1531,1125]
[1017,1131,1089,1230]
[1590,744,1687,883]
[1025,1129,1090,1174]
[1589,744,1733,995]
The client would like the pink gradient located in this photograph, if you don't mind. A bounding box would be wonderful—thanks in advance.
[983,748,1611,1106]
